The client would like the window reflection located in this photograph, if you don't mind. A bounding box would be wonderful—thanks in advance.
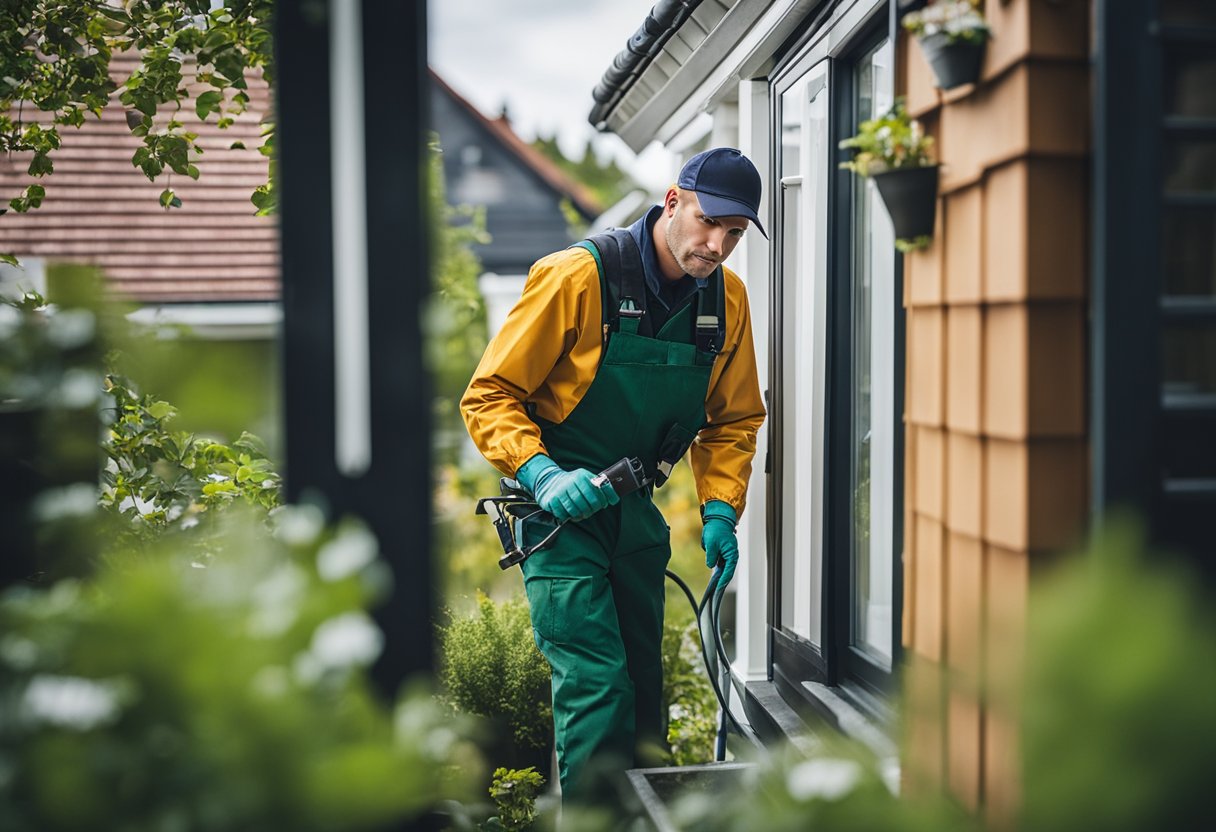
[1163,326,1216,397]
[1164,47,1216,119]
[1163,211,1216,298]
[851,38,894,665]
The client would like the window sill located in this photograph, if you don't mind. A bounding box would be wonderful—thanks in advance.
[743,678,900,792]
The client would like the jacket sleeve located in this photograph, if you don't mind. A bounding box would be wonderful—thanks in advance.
[690,270,766,517]
[460,248,599,477]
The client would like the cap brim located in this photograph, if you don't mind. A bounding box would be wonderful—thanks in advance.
[696,191,768,239]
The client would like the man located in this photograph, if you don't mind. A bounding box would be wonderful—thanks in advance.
[461,147,766,797]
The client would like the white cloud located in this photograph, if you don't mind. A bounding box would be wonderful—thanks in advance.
[428,0,676,191]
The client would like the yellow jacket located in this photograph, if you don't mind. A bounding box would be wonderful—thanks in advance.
[460,245,765,515]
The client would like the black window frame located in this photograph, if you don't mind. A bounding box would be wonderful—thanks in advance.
[766,0,905,723]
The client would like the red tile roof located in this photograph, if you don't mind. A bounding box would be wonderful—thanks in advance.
[0,58,600,305]
[0,52,277,303]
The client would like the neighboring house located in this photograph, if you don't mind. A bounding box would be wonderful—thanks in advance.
[589,0,1213,819]
[430,71,600,334]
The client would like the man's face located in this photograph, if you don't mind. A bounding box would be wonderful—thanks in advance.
[663,190,749,279]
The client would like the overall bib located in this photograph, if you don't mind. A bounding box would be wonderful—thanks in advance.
[518,233,722,798]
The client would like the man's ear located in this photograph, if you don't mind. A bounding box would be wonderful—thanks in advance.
[664,187,679,216]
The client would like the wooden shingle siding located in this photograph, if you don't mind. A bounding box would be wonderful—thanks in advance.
[0,53,277,303]
[898,0,1091,817]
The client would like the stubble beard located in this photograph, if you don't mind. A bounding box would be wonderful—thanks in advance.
[665,219,717,279]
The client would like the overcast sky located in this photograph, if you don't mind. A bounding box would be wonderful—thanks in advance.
[427,0,675,191]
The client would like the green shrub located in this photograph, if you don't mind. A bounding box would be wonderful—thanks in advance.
[662,617,718,766]
[434,463,523,610]
[439,594,554,764]
[100,372,282,552]
[1019,519,1216,831]
[0,510,481,831]
[486,766,546,832]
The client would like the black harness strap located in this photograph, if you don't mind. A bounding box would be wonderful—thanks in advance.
[575,228,726,354]
[585,229,652,339]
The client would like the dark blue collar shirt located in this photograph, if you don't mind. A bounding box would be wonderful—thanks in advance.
[627,204,709,322]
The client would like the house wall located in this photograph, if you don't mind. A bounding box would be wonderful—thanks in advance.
[898,0,1091,819]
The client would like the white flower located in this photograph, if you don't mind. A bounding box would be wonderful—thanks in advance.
[308,612,384,669]
[0,304,20,338]
[44,309,96,349]
[785,758,864,802]
[272,503,326,545]
[55,369,100,409]
[31,483,97,522]
[21,675,130,730]
[316,525,378,581]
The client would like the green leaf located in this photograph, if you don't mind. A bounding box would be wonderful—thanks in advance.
[0,253,18,266]
[229,140,246,150]
[187,164,200,180]
[27,154,53,177]
[159,188,176,208]
[195,89,223,120]
[147,400,176,420]
[202,479,236,496]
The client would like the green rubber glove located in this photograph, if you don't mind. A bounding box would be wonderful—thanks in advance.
[701,500,739,591]
[516,454,619,523]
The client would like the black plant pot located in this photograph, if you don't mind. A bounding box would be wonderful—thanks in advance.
[918,32,987,90]
[871,165,940,242]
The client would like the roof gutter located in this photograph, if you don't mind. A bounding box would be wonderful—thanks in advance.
[588,0,706,132]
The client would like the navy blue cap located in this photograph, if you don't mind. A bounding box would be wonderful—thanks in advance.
[677,147,767,239]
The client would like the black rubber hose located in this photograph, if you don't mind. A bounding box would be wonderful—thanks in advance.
[664,567,753,742]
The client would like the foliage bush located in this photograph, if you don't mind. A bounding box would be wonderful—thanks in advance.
[0,509,481,831]
[1019,519,1216,831]
[438,593,554,761]
[662,618,718,766]
[100,372,282,551]
[434,462,523,609]
[486,767,547,832]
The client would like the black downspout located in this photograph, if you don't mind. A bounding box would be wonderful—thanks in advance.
[276,1,434,700]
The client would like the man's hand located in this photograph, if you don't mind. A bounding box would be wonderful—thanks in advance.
[701,500,739,591]
[517,454,619,523]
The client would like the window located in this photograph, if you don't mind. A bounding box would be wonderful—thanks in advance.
[845,36,898,681]
[768,0,902,716]
[777,61,829,653]
[1094,1,1216,562]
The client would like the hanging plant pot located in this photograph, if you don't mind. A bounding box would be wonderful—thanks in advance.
[917,32,987,90]
[871,164,939,246]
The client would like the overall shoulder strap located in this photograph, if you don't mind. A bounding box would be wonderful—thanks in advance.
[580,228,652,339]
[694,266,727,354]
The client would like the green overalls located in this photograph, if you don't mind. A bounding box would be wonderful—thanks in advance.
[518,230,724,798]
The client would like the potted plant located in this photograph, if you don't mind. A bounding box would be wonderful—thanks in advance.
[903,0,992,91]
[839,99,938,252]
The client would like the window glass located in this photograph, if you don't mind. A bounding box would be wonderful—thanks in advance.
[1163,325,1216,396]
[1164,46,1216,118]
[779,62,829,646]
[1163,211,1216,298]
[1160,410,1216,481]
[1164,139,1216,193]
[1161,0,1216,27]
[851,38,895,666]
